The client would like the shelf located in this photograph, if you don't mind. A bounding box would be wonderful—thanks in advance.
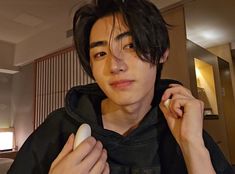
[0,150,17,159]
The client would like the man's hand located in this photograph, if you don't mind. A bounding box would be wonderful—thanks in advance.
[49,134,110,174]
[159,83,204,146]
[159,84,215,174]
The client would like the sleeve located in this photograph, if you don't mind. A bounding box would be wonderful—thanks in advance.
[203,131,234,174]
[7,109,70,174]
[7,135,50,174]
[159,125,234,174]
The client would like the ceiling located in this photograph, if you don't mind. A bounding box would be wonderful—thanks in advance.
[184,0,235,49]
[0,0,234,50]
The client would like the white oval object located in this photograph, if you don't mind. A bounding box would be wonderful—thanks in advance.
[73,123,91,150]
[164,99,171,110]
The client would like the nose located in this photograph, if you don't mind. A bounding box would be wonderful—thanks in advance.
[109,52,128,74]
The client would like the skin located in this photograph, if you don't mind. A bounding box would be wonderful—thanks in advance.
[89,14,160,134]
[49,13,216,174]
[49,135,109,174]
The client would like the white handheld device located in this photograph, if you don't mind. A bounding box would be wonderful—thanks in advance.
[164,99,171,110]
[73,123,91,150]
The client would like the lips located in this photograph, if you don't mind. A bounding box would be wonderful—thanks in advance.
[110,79,135,89]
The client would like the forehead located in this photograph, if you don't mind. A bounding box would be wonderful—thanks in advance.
[90,14,129,42]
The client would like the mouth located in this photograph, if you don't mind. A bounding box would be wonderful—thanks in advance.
[110,79,135,89]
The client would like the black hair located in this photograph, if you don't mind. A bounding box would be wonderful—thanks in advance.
[73,0,170,84]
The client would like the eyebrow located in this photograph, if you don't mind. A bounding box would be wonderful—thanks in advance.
[89,31,131,49]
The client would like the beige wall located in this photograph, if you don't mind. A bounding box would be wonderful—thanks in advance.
[0,73,13,128]
[0,63,34,149]
[0,40,18,71]
[208,44,235,164]
[161,6,191,89]
[208,44,235,105]
[11,63,34,149]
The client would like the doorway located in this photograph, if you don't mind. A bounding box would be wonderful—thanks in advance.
[218,57,235,164]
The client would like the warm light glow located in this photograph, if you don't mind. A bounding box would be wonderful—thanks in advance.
[195,67,201,77]
[202,32,215,40]
[0,131,14,150]
[201,30,223,40]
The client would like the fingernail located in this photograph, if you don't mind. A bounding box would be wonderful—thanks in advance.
[103,149,107,154]
[96,141,103,149]
[88,136,96,144]
[66,133,74,146]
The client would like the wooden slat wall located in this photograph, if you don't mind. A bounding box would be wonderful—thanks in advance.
[34,47,94,129]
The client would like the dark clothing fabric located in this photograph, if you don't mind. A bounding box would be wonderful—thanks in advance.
[8,79,233,174]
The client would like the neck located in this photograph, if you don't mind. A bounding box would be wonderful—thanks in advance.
[101,88,154,135]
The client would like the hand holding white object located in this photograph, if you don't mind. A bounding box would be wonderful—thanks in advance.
[159,84,215,174]
[73,123,91,150]
[49,124,110,174]
[163,99,171,111]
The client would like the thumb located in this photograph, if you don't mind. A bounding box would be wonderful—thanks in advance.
[159,101,178,128]
[50,133,74,169]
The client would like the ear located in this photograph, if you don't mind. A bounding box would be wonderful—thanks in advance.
[159,49,169,63]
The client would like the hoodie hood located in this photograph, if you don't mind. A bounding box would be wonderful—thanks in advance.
[66,79,182,170]
[64,79,181,141]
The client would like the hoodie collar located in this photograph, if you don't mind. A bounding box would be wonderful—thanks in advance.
[64,79,181,137]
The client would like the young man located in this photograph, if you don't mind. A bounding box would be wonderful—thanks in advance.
[8,0,233,173]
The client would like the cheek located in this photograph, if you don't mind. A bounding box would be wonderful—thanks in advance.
[139,65,157,88]
[90,61,100,78]
[91,63,106,86]
[135,60,157,79]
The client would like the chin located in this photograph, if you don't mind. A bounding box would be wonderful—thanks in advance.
[109,95,139,106]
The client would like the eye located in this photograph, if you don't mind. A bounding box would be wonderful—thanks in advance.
[93,51,107,59]
[123,43,134,50]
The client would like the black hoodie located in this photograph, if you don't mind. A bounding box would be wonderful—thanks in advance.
[8,79,233,174]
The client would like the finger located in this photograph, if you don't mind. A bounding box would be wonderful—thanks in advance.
[163,93,196,117]
[51,134,74,168]
[159,102,179,128]
[102,162,110,174]
[162,85,193,101]
[90,149,108,174]
[169,98,186,117]
[69,136,96,163]
[161,97,193,118]
[170,93,189,100]
[160,100,179,119]
[79,141,103,171]
[168,83,182,87]
[171,98,204,118]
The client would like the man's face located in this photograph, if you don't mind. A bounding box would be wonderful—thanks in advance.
[89,14,157,106]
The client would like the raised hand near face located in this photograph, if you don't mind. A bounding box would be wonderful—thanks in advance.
[159,83,205,146]
[159,84,215,174]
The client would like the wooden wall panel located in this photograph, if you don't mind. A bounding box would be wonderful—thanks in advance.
[34,47,94,129]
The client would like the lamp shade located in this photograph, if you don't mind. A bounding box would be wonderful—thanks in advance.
[0,128,14,151]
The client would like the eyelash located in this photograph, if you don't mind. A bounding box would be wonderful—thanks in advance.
[123,43,134,50]
[94,51,106,59]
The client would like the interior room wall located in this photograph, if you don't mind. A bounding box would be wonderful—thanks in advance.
[161,6,191,89]
[0,40,17,71]
[11,63,34,149]
[0,73,13,128]
[207,44,235,106]
[187,40,231,161]
[217,58,235,164]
